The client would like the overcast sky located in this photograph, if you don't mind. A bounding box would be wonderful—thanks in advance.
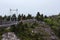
[0,0,60,16]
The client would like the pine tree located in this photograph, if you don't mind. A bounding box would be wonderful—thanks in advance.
[18,14,21,21]
[3,15,7,21]
[7,16,11,21]
[27,14,32,19]
[35,12,40,21]
[23,15,26,20]
[12,14,16,21]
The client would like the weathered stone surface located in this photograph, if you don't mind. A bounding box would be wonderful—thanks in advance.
[2,32,20,40]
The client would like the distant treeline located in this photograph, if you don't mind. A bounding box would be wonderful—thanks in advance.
[0,12,48,21]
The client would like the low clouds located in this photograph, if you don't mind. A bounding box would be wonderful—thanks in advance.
[0,0,60,16]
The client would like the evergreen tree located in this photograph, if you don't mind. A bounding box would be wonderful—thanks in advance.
[35,12,40,21]
[18,14,21,21]
[12,14,16,21]
[27,14,32,19]
[36,12,44,21]
[40,14,44,21]
[44,15,47,18]
[7,16,11,21]
[0,16,2,20]
[23,15,26,20]
[21,14,24,20]
[0,16,2,24]
[3,15,7,21]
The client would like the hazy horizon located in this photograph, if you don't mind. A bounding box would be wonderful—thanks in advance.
[0,0,60,16]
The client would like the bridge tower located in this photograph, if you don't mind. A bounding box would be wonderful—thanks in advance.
[10,9,18,21]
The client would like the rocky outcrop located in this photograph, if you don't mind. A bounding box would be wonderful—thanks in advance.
[2,32,20,40]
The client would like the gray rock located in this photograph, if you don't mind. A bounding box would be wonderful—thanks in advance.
[2,32,20,40]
